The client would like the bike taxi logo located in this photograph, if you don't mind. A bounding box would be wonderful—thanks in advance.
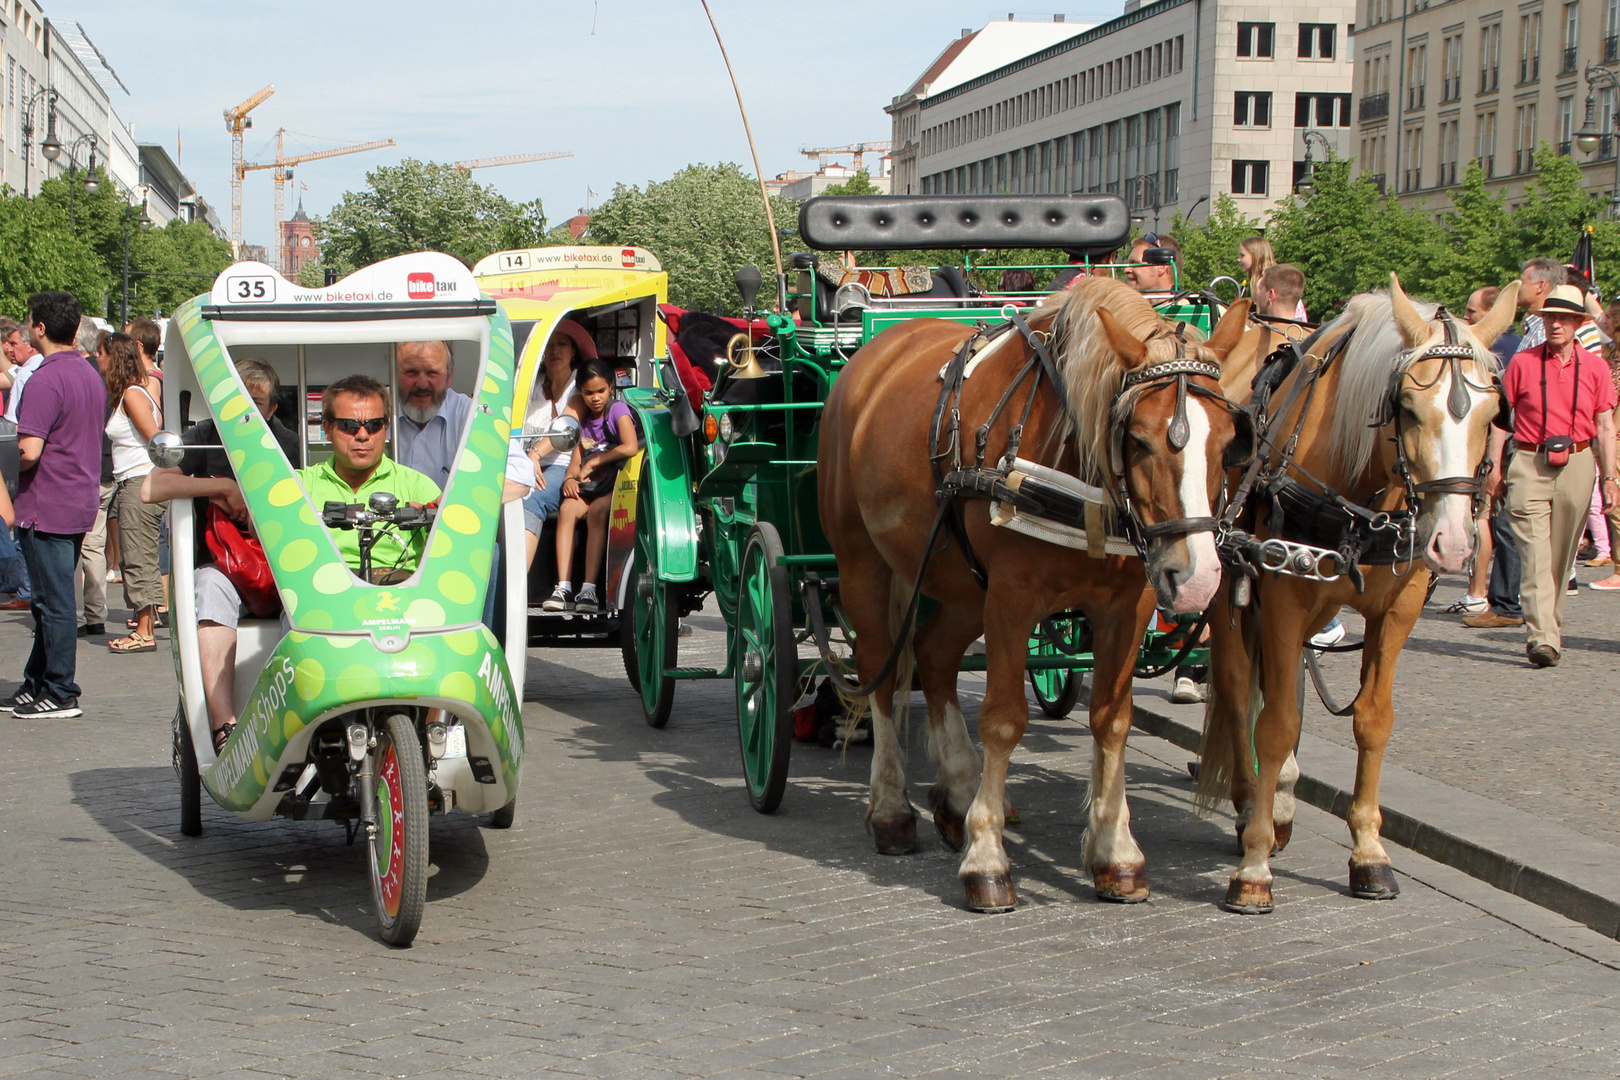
[407,272,460,300]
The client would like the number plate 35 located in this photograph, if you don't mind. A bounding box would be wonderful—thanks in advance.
[226,275,275,303]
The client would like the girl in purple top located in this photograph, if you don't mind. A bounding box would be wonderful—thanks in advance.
[541,359,639,613]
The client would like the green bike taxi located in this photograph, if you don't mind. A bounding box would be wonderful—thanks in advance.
[157,253,562,945]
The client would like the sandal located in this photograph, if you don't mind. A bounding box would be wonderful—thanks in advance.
[107,632,156,653]
[211,721,236,754]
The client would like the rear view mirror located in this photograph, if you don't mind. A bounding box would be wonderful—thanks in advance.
[522,415,580,453]
[147,430,188,469]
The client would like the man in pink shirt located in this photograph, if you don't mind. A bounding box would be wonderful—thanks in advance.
[1486,284,1620,667]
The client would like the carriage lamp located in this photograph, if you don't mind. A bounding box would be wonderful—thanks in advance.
[346,722,370,761]
[703,413,720,444]
[717,412,734,442]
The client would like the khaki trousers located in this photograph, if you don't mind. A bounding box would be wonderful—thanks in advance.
[75,481,116,627]
[111,477,165,613]
[1507,446,1597,652]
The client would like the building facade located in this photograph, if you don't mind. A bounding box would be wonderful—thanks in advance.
[1355,0,1620,209]
[888,3,1357,224]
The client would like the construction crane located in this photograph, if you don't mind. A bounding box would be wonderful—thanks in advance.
[224,84,275,255]
[453,151,573,173]
[800,140,893,174]
[243,129,396,274]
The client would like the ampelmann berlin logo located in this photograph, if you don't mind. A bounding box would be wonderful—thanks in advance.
[407,272,461,300]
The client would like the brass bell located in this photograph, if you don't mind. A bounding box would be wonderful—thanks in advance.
[725,332,768,380]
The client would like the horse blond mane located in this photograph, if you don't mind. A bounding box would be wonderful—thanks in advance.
[1322,291,1501,481]
[1046,277,1215,484]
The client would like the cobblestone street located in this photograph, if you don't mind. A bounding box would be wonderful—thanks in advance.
[1,607,1617,1079]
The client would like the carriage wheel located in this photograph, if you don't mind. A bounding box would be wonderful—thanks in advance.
[736,522,795,814]
[622,482,677,728]
[369,714,430,947]
[174,700,202,837]
[1027,619,1083,719]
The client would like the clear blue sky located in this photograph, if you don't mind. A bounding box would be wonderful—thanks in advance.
[60,2,1122,248]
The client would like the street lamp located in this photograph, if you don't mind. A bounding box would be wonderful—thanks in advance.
[1574,63,1620,217]
[122,190,153,325]
[18,87,59,197]
[61,134,100,228]
[1296,130,1336,195]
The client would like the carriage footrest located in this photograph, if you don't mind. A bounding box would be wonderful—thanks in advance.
[275,793,360,821]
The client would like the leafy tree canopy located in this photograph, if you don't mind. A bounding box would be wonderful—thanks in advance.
[312,159,545,276]
[0,188,109,318]
[587,163,800,314]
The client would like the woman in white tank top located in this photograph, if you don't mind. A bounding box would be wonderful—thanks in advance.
[522,319,596,571]
[99,334,166,653]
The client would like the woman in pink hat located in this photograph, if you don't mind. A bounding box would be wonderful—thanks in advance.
[522,318,597,572]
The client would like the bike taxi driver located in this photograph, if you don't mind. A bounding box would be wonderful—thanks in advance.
[144,373,438,754]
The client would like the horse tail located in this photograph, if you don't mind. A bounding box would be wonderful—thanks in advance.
[1194,606,1263,816]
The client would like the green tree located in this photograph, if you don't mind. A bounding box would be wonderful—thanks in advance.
[818,169,881,197]
[1166,192,1261,295]
[128,219,234,317]
[0,189,110,317]
[588,163,801,314]
[312,159,543,275]
[1265,160,1449,317]
[1429,161,1516,304]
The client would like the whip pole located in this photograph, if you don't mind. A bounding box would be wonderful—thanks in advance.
[699,0,786,311]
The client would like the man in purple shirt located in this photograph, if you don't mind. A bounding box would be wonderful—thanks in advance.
[3,293,106,719]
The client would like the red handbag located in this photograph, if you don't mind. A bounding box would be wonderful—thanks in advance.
[204,504,281,617]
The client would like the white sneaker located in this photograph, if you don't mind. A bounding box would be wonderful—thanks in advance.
[574,585,599,614]
[1441,593,1488,615]
[1170,676,1205,704]
[541,583,571,612]
[1309,618,1346,649]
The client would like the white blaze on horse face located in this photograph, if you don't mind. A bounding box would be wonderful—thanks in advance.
[1418,365,1489,573]
[1166,400,1221,612]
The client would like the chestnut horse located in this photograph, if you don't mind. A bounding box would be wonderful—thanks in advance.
[1198,274,1519,913]
[819,278,1252,912]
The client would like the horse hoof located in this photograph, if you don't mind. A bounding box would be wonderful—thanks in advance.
[1094,866,1150,903]
[1349,861,1400,900]
[962,872,1018,913]
[1222,878,1274,915]
[927,789,966,852]
[871,815,919,856]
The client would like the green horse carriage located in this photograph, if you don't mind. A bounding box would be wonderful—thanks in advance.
[618,194,1211,813]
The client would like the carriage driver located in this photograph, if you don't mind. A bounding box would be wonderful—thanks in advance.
[145,374,440,754]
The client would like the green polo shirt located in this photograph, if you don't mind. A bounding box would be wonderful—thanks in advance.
[298,456,442,576]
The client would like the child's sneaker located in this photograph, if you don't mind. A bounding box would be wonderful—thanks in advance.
[541,582,572,612]
[574,584,600,614]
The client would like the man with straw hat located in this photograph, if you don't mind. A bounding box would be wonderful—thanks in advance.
[1487,283,1620,667]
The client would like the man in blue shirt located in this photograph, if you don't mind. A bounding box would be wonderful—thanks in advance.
[394,340,533,639]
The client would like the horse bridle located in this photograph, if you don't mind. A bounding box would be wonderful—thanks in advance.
[1108,332,1253,551]
[1374,307,1502,518]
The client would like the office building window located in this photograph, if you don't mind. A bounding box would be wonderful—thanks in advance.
[1234,91,1273,127]
[1478,109,1498,176]
[1124,114,1142,207]
[1231,160,1270,195]
[1105,120,1122,193]
[1515,102,1538,171]
[1296,92,1353,126]
[1402,127,1424,191]
[1520,11,1542,83]
[1163,103,1181,203]
[1560,95,1575,155]
[1299,22,1336,59]
[1442,33,1463,101]
[1237,22,1275,58]
[1481,22,1501,92]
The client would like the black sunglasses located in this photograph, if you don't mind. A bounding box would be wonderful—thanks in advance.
[331,417,387,435]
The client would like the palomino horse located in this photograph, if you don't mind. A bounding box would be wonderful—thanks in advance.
[1198,274,1519,913]
[819,277,1252,912]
